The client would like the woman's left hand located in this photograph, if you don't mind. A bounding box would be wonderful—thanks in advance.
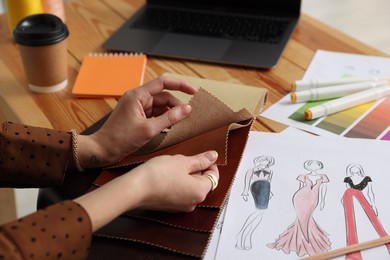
[78,77,197,168]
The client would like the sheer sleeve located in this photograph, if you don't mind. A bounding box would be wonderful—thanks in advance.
[0,200,92,259]
[0,122,72,188]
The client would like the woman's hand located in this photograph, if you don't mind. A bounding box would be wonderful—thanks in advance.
[130,151,219,212]
[78,77,197,168]
[74,151,219,231]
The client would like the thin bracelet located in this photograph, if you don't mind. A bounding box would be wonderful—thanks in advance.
[70,129,84,172]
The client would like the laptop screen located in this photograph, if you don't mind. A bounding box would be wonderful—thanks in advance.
[148,0,301,16]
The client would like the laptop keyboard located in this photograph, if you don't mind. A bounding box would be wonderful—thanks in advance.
[130,7,290,44]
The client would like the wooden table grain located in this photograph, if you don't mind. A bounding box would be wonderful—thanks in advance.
[0,0,387,132]
[0,0,388,222]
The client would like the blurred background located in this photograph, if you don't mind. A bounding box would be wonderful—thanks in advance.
[302,0,390,55]
[1,0,389,55]
[0,0,389,219]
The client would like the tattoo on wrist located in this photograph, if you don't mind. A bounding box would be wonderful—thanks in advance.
[89,155,100,164]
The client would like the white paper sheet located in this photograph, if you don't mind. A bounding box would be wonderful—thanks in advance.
[215,131,390,259]
[203,128,315,259]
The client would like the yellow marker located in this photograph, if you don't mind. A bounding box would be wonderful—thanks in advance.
[6,0,44,34]
[290,92,297,103]
[291,82,297,91]
[304,110,313,120]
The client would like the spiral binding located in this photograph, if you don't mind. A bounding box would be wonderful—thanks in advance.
[88,52,144,57]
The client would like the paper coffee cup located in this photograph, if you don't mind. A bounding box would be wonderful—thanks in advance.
[13,14,69,93]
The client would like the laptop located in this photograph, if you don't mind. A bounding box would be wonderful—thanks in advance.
[102,0,301,69]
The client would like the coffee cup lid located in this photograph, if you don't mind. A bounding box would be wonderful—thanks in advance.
[13,14,69,46]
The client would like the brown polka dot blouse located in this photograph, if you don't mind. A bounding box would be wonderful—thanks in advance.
[0,122,92,259]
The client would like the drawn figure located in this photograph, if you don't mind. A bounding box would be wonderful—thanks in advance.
[342,163,390,260]
[235,155,275,250]
[267,160,331,257]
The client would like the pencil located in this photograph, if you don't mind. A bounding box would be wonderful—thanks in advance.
[292,76,385,91]
[302,236,390,260]
[304,85,390,120]
[290,80,389,103]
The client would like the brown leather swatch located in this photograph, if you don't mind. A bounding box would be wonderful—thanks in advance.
[90,88,256,258]
[95,216,209,258]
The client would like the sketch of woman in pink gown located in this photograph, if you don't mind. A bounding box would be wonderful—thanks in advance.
[267,160,331,257]
[342,163,390,260]
[235,155,274,250]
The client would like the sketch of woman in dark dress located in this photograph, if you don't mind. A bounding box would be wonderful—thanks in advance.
[267,160,331,257]
[235,155,275,250]
[342,163,390,260]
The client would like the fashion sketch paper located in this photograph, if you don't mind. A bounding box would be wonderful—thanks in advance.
[215,131,390,259]
[203,128,310,260]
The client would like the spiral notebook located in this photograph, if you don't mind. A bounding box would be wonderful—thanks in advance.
[72,53,147,98]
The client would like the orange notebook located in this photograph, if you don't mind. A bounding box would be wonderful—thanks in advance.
[72,53,147,98]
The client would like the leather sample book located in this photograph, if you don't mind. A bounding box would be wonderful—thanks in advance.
[88,73,268,259]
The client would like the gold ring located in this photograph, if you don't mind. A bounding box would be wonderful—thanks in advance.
[204,173,218,191]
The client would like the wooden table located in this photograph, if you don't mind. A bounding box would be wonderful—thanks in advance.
[0,0,387,134]
[0,0,388,251]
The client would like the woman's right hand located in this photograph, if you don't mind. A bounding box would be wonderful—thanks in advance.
[129,151,219,212]
[75,151,219,231]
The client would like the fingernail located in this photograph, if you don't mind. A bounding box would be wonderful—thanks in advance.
[181,105,191,116]
[206,151,218,162]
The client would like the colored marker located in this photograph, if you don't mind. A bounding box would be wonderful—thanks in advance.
[304,85,390,120]
[292,76,385,91]
[291,80,389,103]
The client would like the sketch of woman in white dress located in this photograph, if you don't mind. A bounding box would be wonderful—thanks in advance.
[235,155,274,250]
[267,160,331,257]
[342,163,390,260]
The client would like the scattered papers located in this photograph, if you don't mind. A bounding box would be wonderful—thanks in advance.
[261,50,390,139]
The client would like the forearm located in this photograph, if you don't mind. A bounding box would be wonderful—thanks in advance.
[0,200,92,259]
[242,171,252,195]
[367,192,375,207]
[321,186,326,201]
[74,170,144,232]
